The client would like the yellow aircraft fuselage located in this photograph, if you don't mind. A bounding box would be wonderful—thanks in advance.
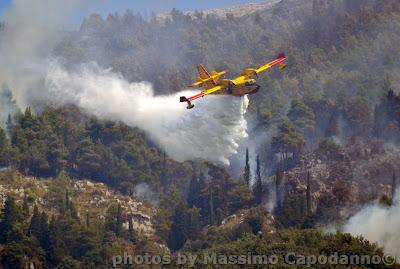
[213,78,260,96]
[180,54,287,109]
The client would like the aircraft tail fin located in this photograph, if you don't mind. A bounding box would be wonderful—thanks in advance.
[188,66,227,89]
[196,64,217,89]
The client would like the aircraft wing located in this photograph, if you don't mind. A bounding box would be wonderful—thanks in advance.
[256,53,287,74]
[180,85,224,109]
[203,85,224,95]
[230,53,287,85]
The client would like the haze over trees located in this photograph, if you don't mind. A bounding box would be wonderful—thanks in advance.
[1,0,400,267]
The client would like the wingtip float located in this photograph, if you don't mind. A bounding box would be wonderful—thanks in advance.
[180,53,287,109]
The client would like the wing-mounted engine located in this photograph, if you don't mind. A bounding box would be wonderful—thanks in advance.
[240,68,257,78]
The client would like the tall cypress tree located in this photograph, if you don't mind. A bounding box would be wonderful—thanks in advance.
[64,189,69,215]
[168,201,188,251]
[187,168,199,207]
[116,203,123,236]
[160,153,169,193]
[29,204,40,238]
[275,164,283,210]
[128,218,138,243]
[306,171,312,216]
[254,154,263,204]
[187,206,201,241]
[244,147,251,186]
[69,200,79,220]
[22,194,29,218]
[6,113,13,138]
[86,211,90,228]
[39,211,51,252]
[209,189,215,225]
[0,195,21,243]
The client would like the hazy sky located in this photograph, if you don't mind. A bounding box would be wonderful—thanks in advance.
[0,0,265,28]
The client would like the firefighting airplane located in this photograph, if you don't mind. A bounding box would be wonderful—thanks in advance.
[180,53,287,109]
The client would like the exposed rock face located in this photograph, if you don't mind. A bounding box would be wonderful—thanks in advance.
[157,0,280,22]
[282,139,400,217]
[0,173,156,237]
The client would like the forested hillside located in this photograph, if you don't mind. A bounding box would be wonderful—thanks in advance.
[1,0,400,268]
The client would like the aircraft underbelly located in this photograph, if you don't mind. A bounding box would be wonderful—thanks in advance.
[232,85,259,96]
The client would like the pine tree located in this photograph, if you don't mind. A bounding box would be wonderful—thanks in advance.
[244,147,251,186]
[168,201,188,251]
[29,204,40,238]
[253,154,263,204]
[306,171,312,216]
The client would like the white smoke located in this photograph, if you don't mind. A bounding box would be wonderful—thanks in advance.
[43,61,248,164]
[0,0,249,164]
[344,189,400,259]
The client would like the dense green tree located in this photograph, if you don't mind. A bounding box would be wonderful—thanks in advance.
[209,189,215,226]
[187,206,201,241]
[253,154,263,204]
[187,167,199,208]
[85,211,90,228]
[105,203,123,236]
[287,99,316,134]
[115,203,123,236]
[278,192,307,228]
[0,195,22,243]
[272,120,305,162]
[28,205,40,238]
[6,114,14,138]
[22,194,29,218]
[69,201,79,220]
[55,257,81,269]
[168,201,188,251]
[39,211,51,252]
[160,153,169,193]
[243,147,251,186]
[0,128,7,149]
[128,218,138,244]
[275,163,284,211]
[325,111,340,137]
[65,189,69,214]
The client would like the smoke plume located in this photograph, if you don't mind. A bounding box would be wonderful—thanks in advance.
[44,61,248,164]
[0,0,248,164]
[344,189,400,259]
